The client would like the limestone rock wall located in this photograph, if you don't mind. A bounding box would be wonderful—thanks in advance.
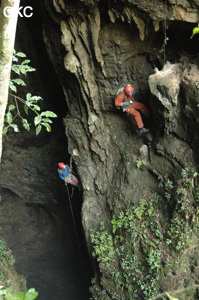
[39,0,199,298]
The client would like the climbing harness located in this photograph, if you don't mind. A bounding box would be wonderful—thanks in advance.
[59,155,81,193]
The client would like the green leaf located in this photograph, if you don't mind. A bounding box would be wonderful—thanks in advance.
[20,66,28,75]
[42,118,53,123]
[24,288,38,300]
[26,93,32,101]
[12,55,18,62]
[42,122,51,132]
[2,127,8,135]
[10,124,19,132]
[24,105,29,115]
[27,67,36,72]
[15,52,26,57]
[27,95,42,102]
[12,292,25,300]
[11,65,20,75]
[12,78,26,86]
[19,65,36,74]
[32,105,40,111]
[9,105,16,111]
[9,81,17,92]
[21,59,30,65]
[6,112,13,124]
[26,102,31,107]
[22,119,30,131]
[32,96,42,101]
[26,93,41,102]
[190,27,199,39]
[41,111,57,118]
[34,115,42,126]
[36,125,42,135]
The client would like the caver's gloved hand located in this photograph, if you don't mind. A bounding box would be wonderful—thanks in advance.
[122,101,130,106]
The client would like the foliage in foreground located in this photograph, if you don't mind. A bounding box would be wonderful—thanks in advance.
[0,237,38,300]
[3,50,57,136]
[0,287,38,300]
[90,169,199,300]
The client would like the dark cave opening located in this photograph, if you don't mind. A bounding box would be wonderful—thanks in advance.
[1,2,94,300]
[168,22,199,57]
[149,20,199,68]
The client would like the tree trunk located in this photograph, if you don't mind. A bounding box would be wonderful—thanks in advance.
[0,0,20,161]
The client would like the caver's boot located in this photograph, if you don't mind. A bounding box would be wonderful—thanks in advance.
[140,127,149,133]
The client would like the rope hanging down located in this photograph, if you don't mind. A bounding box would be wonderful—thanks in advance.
[65,183,88,288]
[58,152,86,282]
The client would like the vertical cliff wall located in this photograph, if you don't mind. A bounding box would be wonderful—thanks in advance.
[38,0,199,299]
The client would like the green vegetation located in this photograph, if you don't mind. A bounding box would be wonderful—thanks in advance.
[135,159,146,169]
[0,287,38,300]
[3,51,57,135]
[0,238,15,283]
[0,239,15,268]
[90,168,199,299]
[190,27,199,39]
[0,239,15,295]
[0,237,38,299]
[91,222,115,267]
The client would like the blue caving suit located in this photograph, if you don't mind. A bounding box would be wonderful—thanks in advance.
[58,164,80,190]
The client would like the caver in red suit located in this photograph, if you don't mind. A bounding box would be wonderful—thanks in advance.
[115,85,151,133]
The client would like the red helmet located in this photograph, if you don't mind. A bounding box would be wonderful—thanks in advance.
[125,85,134,96]
[58,162,65,169]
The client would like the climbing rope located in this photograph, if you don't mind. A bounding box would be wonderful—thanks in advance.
[65,182,88,288]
